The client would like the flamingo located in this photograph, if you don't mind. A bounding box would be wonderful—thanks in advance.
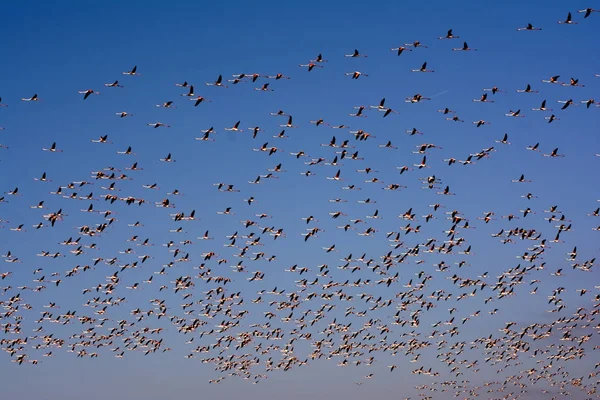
[147,122,170,128]
[473,93,493,102]
[42,142,63,153]
[255,83,273,91]
[542,75,562,84]
[21,94,40,101]
[578,8,598,18]
[266,73,290,80]
[557,12,577,24]
[123,65,140,75]
[563,78,584,87]
[495,134,511,145]
[224,121,242,132]
[326,170,342,181]
[412,62,434,72]
[310,53,327,63]
[160,153,176,163]
[206,75,228,87]
[379,140,397,149]
[298,63,323,71]
[156,101,175,108]
[472,120,490,127]
[581,99,597,108]
[526,142,540,151]
[543,148,564,157]
[512,174,531,183]
[34,172,51,182]
[349,105,367,117]
[91,135,112,144]
[532,100,552,111]
[380,108,398,118]
[345,49,367,58]
[517,23,542,31]
[406,94,431,103]
[104,80,123,88]
[181,85,195,97]
[191,96,211,106]
[558,99,576,110]
[516,84,538,93]
[309,119,328,127]
[452,42,477,51]
[390,46,412,56]
[439,29,459,39]
[345,71,368,79]
[483,86,504,94]
[196,132,215,142]
[413,156,428,169]
[405,40,428,48]
[505,109,524,117]
[370,98,387,110]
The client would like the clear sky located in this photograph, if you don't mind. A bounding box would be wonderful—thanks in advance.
[0,1,599,399]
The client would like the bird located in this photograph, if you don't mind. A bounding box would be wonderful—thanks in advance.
[557,12,577,24]
[345,71,368,79]
[517,23,542,31]
[390,46,412,56]
[578,8,598,18]
[453,41,477,51]
[542,75,562,84]
[254,83,273,91]
[298,63,324,71]
[1,11,600,394]
[543,148,564,158]
[473,93,493,103]
[21,94,40,101]
[505,109,524,117]
[206,75,228,88]
[224,121,242,132]
[411,62,435,72]
[181,85,195,97]
[191,96,211,106]
[439,29,459,39]
[516,84,538,93]
[345,49,367,58]
[42,142,63,153]
[532,100,552,111]
[147,122,170,128]
[104,80,123,88]
[512,174,531,183]
[123,65,140,75]
[156,101,176,108]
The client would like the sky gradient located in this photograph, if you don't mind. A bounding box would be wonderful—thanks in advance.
[0,1,599,399]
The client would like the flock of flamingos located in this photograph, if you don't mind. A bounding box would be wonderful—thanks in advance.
[1,6,600,400]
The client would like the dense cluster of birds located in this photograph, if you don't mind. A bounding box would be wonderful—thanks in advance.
[1,7,600,400]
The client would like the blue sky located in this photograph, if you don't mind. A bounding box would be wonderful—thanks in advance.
[1,1,599,399]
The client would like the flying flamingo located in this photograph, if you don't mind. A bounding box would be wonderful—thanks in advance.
[21,94,40,101]
[78,89,100,100]
[412,62,435,72]
[453,42,477,51]
[345,49,367,58]
[517,23,542,31]
[123,65,140,75]
[439,29,459,39]
[557,12,577,24]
